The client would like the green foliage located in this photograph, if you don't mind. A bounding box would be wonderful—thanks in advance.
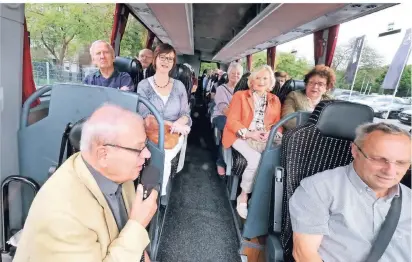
[119,16,147,58]
[26,4,115,65]
[200,62,218,74]
[252,51,267,69]
[275,52,311,79]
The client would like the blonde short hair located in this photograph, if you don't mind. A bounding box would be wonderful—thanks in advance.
[247,65,276,91]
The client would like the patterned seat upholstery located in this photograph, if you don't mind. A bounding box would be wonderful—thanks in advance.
[279,100,374,261]
[231,148,248,176]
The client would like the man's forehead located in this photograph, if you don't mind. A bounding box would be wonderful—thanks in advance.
[140,50,153,57]
[364,131,411,151]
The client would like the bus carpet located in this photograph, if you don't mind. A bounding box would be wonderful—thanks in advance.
[156,104,241,262]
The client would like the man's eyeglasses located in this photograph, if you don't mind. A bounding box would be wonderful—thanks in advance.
[158,55,174,63]
[354,143,411,168]
[104,139,148,157]
[307,81,327,88]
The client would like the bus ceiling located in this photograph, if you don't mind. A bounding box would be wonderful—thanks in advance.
[118,3,397,63]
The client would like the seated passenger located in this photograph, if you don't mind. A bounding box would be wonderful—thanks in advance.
[137,48,154,78]
[272,71,288,94]
[83,40,134,91]
[281,65,334,130]
[136,43,191,196]
[275,71,288,89]
[290,122,411,262]
[222,65,282,219]
[14,104,157,262]
[212,62,243,175]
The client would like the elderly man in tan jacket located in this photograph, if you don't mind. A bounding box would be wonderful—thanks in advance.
[13,104,158,262]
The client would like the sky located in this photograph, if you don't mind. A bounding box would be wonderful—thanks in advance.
[276,2,412,66]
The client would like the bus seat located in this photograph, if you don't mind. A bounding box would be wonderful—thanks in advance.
[146,63,155,79]
[68,117,86,152]
[171,64,193,100]
[273,100,373,261]
[233,72,251,94]
[226,148,247,200]
[114,56,144,90]
[239,111,311,240]
[275,79,305,104]
[213,127,221,146]
[19,83,165,188]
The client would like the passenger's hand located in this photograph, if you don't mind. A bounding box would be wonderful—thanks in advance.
[129,184,158,228]
[246,131,264,142]
[120,86,130,91]
[170,122,190,135]
[260,131,269,142]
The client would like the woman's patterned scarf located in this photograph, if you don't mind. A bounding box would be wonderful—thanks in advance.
[251,91,267,131]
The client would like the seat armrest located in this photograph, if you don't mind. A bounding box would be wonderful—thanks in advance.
[273,167,284,233]
[214,127,221,145]
[223,147,232,176]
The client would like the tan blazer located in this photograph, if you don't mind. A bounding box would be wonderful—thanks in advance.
[281,90,334,130]
[13,153,150,262]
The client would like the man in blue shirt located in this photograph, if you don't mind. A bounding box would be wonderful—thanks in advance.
[83,40,134,91]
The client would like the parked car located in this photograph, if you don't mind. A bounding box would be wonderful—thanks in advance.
[398,109,412,125]
[352,96,410,119]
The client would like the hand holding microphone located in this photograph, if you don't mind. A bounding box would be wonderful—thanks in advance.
[129,165,160,228]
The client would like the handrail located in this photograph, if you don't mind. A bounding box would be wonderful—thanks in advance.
[1,176,40,253]
[137,96,165,152]
[265,111,311,151]
[21,85,53,128]
[21,84,165,151]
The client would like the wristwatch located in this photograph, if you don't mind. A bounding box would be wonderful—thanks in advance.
[237,128,248,139]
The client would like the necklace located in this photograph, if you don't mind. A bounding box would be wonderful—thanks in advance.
[154,77,170,88]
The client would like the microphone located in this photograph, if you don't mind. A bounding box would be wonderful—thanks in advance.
[139,165,161,262]
[140,165,161,199]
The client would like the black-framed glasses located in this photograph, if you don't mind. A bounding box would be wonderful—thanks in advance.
[158,55,174,63]
[104,139,148,157]
[307,81,326,88]
[354,143,411,168]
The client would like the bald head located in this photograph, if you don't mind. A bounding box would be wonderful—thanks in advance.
[80,104,144,153]
[80,103,150,183]
[138,49,154,69]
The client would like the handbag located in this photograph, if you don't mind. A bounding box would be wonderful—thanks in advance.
[144,116,180,149]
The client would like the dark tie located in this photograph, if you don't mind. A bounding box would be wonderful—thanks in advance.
[113,185,128,230]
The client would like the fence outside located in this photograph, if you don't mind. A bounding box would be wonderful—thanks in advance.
[32,61,97,88]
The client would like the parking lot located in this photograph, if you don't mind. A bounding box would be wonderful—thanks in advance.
[374,117,411,131]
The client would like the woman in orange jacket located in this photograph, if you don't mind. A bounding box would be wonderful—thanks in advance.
[222,65,282,219]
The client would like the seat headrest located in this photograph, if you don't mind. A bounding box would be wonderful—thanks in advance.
[282,79,305,91]
[68,118,87,151]
[217,73,228,86]
[234,72,251,93]
[114,56,142,76]
[291,80,305,91]
[313,100,374,141]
